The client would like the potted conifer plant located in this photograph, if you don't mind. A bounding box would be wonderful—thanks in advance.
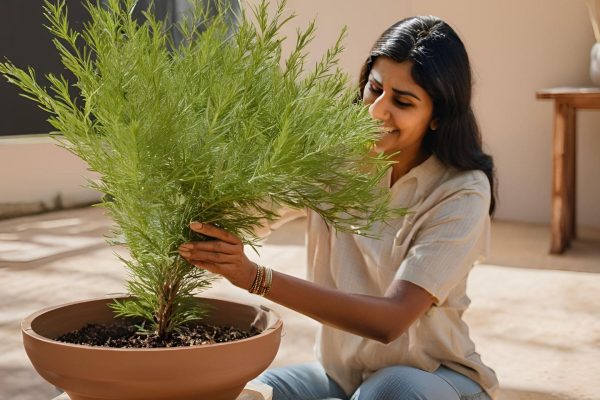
[0,0,394,399]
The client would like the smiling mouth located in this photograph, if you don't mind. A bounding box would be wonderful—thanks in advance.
[380,127,399,134]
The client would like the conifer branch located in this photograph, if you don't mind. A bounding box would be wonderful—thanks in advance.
[0,0,401,338]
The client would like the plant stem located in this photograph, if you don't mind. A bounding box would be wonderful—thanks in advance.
[156,271,182,339]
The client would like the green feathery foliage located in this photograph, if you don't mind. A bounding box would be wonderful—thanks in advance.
[0,0,398,338]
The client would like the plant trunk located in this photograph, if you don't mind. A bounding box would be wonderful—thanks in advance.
[156,276,181,339]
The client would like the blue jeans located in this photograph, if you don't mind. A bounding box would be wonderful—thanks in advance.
[256,363,491,400]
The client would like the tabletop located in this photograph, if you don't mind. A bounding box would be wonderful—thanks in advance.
[536,86,600,100]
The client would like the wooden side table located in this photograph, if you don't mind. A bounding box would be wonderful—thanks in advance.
[536,87,600,254]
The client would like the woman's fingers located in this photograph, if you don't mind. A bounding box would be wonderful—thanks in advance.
[180,223,244,263]
[179,248,255,290]
[189,222,242,245]
[179,249,237,264]
[179,223,255,289]
[188,260,220,275]
[179,239,239,255]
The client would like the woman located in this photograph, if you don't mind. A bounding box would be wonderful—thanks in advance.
[179,15,498,400]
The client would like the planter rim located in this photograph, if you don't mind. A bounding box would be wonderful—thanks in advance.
[22,295,282,352]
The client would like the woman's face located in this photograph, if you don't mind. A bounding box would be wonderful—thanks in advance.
[363,57,436,160]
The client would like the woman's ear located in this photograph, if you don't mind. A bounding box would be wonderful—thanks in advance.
[430,119,439,131]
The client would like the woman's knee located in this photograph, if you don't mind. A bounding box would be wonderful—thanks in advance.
[255,363,347,400]
[255,366,302,399]
[351,366,460,400]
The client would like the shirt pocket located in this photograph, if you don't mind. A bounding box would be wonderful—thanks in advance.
[351,214,417,291]
[380,214,416,269]
[367,217,415,290]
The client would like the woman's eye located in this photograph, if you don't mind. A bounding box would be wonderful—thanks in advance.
[394,99,412,108]
[368,82,382,94]
[367,82,412,108]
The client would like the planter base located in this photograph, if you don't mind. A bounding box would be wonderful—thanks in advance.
[51,382,273,400]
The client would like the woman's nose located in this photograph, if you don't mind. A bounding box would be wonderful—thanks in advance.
[368,94,391,122]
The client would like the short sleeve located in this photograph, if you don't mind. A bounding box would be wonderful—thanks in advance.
[394,189,490,305]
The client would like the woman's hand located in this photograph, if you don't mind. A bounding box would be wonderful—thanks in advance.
[178,224,432,343]
[178,222,257,290]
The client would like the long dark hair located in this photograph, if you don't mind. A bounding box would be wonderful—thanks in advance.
[358,16,497,215]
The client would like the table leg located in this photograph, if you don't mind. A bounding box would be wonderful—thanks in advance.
[566,106,576,240]
[551,101,569,254]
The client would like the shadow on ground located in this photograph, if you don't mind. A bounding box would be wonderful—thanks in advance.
[489,221,600,274]
[499,387,580,400]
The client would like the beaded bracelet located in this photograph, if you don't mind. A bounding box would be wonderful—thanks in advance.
[249,263,264,294]
[249,263,273,297]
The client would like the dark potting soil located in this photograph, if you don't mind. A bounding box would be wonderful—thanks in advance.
[56,321,261,348]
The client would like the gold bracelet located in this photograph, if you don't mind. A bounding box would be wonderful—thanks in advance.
[249,264,272,296]
[257,266,271,297]
[249,263,264,294]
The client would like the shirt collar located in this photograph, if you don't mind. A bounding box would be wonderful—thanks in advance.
[388,154,447,198]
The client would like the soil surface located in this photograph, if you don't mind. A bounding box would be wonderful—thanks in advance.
[56,321,261,348]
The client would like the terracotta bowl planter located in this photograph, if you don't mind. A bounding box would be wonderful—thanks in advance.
[22,296,282,400]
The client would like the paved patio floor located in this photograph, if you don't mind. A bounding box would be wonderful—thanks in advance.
[1,207,599,400]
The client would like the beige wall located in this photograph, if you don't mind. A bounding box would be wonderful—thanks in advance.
[245,0,600,228]
[2,0,599,227]
[410,0,600,227]
[0,137,100,218]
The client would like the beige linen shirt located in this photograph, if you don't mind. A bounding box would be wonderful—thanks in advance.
[259,154,498,398]
[302,155,498,398]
